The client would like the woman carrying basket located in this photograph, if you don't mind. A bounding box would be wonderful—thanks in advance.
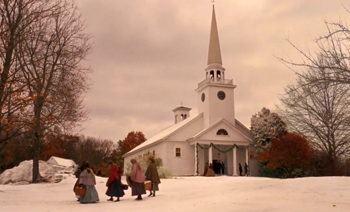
[145,157,161,197]
[78,162,99,203]
[127,159,146,200]
[105,163,124,202]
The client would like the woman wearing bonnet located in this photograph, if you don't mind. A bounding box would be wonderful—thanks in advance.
[127,159,146,200]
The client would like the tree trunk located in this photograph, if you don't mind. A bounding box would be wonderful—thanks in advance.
[0,37,16,148]
[326,151,336,176]
[32,96,44,183]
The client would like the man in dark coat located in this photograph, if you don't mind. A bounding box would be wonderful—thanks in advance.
[221,162,225,175]
[145,157,161,197]
[239,163,243,176]
[244,162,249,176]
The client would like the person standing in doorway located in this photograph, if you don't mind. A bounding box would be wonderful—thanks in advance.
[244,162,249,176]
[221,162,225,175]
[203,162,209,176]
[238,163,243,176]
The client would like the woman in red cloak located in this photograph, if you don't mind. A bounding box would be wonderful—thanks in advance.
[105,163,124,202]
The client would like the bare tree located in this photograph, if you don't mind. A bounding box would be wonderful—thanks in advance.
[15,0,91,182]
[277,14,350,86]
[275,6,350,175]
[73,136,115,168]
[278,67,350,175]
[0,0,55,152]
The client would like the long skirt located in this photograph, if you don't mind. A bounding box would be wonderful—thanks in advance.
[79,185,99,203]
[73,178,80,199]
[130,180,146,196]
[106,179,125,197]
[151,183,159,191]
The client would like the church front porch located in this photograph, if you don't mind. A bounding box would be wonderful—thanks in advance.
[193,142,251,176]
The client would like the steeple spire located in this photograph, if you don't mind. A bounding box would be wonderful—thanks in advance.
[207,5,222,67]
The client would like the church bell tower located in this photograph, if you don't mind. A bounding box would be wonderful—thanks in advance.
[195,5,237,128]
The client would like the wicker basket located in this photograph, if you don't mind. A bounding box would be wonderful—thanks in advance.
[74,186,86,196]
[144,181,152,191]
[122,184,129,190]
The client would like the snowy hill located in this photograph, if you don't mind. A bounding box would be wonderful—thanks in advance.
[0,175,349,212]
[0,158,76,184]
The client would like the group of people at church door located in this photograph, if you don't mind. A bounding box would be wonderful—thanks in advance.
[239,162,249,176]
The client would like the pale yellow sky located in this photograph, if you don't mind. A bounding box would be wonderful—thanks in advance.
[76,0,350,142]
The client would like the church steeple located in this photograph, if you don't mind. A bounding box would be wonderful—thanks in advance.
[207,5,222,67]
[196,4,236,128]
[205,5,225,83]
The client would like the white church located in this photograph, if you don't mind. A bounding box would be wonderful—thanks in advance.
[123,5,259,176]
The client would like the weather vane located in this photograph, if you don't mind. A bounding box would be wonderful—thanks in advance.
[211,0,215,4]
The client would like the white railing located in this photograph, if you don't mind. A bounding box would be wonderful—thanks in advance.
[198,78,233,87]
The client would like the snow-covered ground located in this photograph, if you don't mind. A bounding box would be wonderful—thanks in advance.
[0,159,76,184]
[0,175,349,212]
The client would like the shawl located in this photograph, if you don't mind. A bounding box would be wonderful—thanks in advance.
[87,168,95,177]
[106,164,120,187]
[79,169,96,185]
[145,163,161,184]
[130,163,144,183]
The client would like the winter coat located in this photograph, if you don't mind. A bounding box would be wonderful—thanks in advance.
[106,164,121,187]
[79,169,96,186]
[130,163,144,183]
[145,163,161,184]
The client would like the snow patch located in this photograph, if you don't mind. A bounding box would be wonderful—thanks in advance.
[0,158,76,185]
[47,156,76,168]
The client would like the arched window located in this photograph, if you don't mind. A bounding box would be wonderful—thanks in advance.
[217,129,228,135]
[216,70,221,80]
[210,70,214,79]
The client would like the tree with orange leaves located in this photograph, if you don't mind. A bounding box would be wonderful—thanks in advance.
[258,132,311,178]
[120,131,146,155]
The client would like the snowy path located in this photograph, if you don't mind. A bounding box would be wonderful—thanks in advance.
[0,176,349,212]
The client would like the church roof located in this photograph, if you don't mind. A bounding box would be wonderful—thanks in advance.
[172,106,192,112]
[187,118,253,142]
[207,5,222,66]
[123,113,203,157]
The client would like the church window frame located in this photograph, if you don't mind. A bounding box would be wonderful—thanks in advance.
[217,129,228,135]
[175,147,181,157]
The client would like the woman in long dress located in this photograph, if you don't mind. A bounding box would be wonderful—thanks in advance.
[73,161,86,201]
[128,159,146,200]
[106,163,124,202]
[145,157,161,197]
[78,162,99,203]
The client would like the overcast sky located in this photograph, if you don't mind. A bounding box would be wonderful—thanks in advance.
[75,0,350,142]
